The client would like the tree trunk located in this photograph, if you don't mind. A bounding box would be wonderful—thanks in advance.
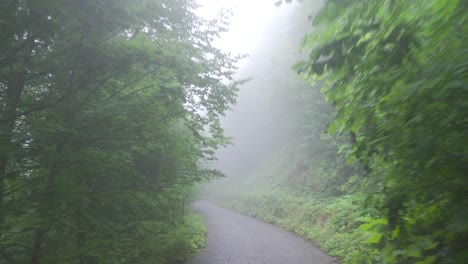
[30,229,46,264]
[29,143,62,264]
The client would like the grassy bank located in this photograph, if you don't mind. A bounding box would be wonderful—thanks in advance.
[127,213,206,264]
[204,144,381,263]
[208,189,383,263]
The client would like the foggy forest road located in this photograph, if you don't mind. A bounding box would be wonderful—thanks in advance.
[184,200,339,264]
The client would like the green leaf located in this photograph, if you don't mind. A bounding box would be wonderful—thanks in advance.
[365,233,382,244]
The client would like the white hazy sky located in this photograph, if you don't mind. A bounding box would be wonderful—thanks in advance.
[196,0,280,57]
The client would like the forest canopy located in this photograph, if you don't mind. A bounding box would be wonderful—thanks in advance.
[0,0,240,263]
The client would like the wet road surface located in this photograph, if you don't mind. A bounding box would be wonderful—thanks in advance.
[184,200,339,264]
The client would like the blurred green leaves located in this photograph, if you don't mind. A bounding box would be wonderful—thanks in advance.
[297,0,467,262]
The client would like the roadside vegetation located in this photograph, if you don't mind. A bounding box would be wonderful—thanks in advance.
[0,0,237,263]
[1,0,465,263]
[207,1,467,263]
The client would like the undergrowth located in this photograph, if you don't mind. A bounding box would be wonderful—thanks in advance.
[204,144,382,263]
[131,213,207,264]
[208,188,384,263]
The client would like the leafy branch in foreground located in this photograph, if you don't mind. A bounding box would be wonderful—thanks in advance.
[297,0,467,263]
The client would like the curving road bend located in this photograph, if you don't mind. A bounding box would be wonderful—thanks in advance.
[184,200,339,264]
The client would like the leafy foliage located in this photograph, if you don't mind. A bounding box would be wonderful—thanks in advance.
[0,0,240,263]
[296,0,468,262]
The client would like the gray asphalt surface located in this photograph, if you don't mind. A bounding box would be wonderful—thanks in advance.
[184,200,339,264]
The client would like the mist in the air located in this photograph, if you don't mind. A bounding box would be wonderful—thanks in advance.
[206,0,324,189]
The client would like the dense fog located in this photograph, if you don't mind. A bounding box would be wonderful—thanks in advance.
[213,0,324,180]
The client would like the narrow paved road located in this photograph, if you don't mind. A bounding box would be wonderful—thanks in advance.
[184,200,339,264]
